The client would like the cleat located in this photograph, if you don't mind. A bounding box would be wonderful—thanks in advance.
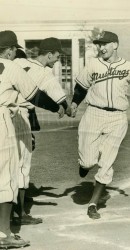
[79,165,89,178]
[12,214,43,225]
[87,205,101,219]
[0,235,30,249]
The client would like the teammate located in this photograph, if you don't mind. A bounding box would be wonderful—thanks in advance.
[68,31,130,219]
[0,30,67,248]
[12,39,68,225]
[14,38,67,106]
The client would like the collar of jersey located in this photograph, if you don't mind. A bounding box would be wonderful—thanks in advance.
[99,57,125,67]
[27,58,44,67]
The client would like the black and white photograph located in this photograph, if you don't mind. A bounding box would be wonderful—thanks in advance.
[0,0,130,249]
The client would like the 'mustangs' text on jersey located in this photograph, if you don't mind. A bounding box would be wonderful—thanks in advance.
[76,57,130,111]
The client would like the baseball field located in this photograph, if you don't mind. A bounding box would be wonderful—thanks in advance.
[11,103,130,250]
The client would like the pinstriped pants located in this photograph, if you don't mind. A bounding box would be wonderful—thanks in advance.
[0,107,19,203]
[12,108,32,189]
[78,106,128,184]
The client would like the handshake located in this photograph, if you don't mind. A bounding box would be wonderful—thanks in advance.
[58,102,78,118]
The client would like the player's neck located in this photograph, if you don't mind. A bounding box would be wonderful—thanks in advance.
[105,52,119,63]
[36,56,46,67]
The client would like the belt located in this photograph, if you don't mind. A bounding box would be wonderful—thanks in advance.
[89,104,124,112]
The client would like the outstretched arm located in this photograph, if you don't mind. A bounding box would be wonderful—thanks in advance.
[29,89,59,112]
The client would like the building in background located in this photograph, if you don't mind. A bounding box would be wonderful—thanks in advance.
[0,20,130,95]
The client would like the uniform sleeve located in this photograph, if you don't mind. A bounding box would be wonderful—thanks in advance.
[30,89,59,112]
[38,69,66,104]
[8,62,38,100]
[75,60,93,89]
[72,83,87,106]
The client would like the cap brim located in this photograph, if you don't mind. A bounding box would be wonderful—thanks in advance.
[93,39,118,44]
[93,39,108,44]
[16,44,23,49]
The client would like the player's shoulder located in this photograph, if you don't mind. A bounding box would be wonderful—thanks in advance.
[0,58,13,66]
[14,58,29,68]
[28,58,43,68]
[116,58,130,70]
[44,66,53,75]
[0,58,21,71]
[122,58,130,66]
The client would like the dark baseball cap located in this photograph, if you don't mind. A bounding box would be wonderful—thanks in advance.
[39,37,64,53]
[0,30,22,48]
[93,31,119,44]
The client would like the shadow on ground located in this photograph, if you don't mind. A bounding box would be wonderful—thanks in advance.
[11,181,129,235]
[26,181,110,208]
[23,181,129,211]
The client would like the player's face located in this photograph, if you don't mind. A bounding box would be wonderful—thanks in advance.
[8,46,17,60]
[97,42,117,61]
[47,51,60,68]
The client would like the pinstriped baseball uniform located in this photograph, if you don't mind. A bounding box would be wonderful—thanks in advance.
[12,93,33,189]
[0,58,38,203]
[76,57,130,184]
[13,106,32,189]
[14,58,66,189]
[14,58,66,104]
[0,106,19,204]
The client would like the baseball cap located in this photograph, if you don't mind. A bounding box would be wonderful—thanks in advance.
[0,30,22,48]
[39,37,64,53]
[93,31,119,44]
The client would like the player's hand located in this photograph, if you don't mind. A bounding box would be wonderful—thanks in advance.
[58,105,65,118]
[8,103,19,118]
[70,102,78,118]
[65,105,71,117]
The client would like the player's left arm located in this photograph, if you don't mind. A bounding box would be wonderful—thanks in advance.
[38,70,66,101]
[38,69,69,112]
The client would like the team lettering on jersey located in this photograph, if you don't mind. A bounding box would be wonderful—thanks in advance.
[92,67,130,82]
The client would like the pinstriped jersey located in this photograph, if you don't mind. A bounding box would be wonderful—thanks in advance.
[14,58,66,104]
[0,58,38,107]
[76,57,130,111]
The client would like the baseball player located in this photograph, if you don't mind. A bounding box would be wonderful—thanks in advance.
[14,38,67,107]
[68,31,130,219]
[0,30,66,248]
[12,39,68,226]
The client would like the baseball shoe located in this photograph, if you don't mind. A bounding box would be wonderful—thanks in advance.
[0,234,30,248]
[87,205,100,219]
[79,165,89,178]
[12,214,43,225]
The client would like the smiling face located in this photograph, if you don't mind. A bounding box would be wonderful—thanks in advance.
[96,42,118,62]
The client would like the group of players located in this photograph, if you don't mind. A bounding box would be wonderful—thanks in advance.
[0,30,70,249]
[0,29,130,249]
